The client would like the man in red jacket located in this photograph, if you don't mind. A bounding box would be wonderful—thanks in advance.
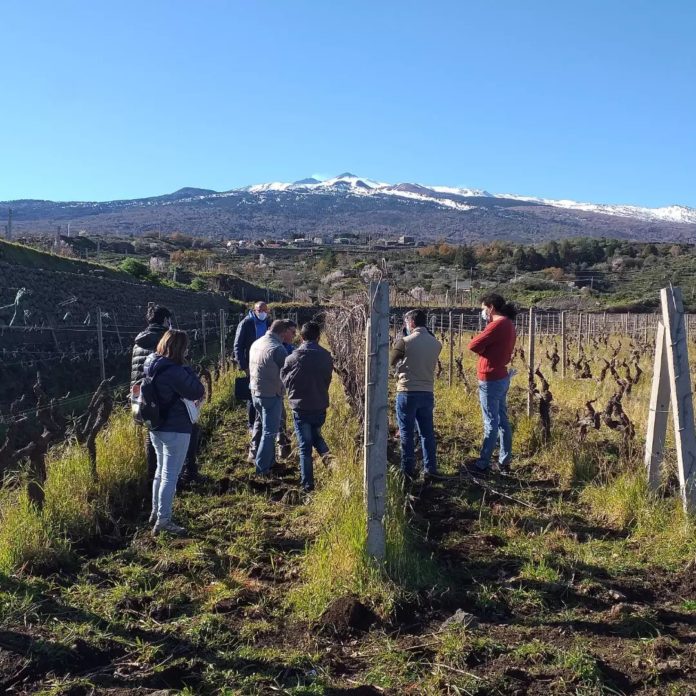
[467,294,517,474]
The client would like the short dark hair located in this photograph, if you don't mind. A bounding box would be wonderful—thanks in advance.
[270,319,294,335]
[301,321,321,342]
[404,309,427,327]
[147,304,172,325]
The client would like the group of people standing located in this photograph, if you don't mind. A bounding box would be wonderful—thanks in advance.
[130,292,518,536]
[389,294,517,480]
[233,301,334,493]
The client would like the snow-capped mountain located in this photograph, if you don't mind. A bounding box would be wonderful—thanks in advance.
[3,173,695,243]
[238,173,696,225]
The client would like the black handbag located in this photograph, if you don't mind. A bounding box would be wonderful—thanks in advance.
[234,375,252,402]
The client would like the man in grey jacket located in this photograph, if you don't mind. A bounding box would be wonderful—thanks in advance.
[390,309,442,482]
[281,322,333,491]
[249,319,295,476]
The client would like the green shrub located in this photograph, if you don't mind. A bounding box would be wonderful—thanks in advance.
[118,258,151,279]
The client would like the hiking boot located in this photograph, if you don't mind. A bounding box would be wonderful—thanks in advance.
[153,520,187,537]
[463,460,491,477]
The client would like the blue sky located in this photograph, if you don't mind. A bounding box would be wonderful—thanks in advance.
[1,1,694,207]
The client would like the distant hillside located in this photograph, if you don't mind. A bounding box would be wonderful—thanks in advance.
[2,174,695,244]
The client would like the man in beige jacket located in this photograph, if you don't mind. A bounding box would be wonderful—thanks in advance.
[390,309,442,482]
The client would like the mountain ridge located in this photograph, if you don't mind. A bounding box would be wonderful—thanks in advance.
[2,173,695,244]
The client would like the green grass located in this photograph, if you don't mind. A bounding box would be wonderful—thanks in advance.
[290,380,438,620]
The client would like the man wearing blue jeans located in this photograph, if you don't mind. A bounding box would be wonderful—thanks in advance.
[249,319,296,476]
[390,310,442,482]
[281,322,333,492]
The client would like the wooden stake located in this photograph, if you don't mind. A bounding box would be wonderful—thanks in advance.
[448,311,453,387]
[201,311,207,356]
[560,311,567,378]
[527,307,535,417]
[219,309,227,370]
[96,307,106,382]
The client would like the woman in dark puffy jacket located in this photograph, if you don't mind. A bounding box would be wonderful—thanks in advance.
[143,330,205,535]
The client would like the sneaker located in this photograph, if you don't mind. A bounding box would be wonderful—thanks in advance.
[153,520,187,536]
[303,483,315,493]
[497,464,511,476]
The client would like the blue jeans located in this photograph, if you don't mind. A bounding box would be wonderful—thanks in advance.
[150,430,191,524]
[477,375,512,469]
[292,410,329,489]
[396,391,437,476]
[252,395,283,474]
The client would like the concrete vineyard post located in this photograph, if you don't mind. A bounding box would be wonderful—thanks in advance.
[645,321,670,491]
[364,281,389,561]
[658,287,696,511]
[527,306,535,418]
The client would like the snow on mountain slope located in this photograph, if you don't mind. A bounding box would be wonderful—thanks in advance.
[183,173,696,225]
[494,194,696,224]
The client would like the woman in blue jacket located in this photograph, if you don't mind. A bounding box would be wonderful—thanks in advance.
[144,330,205,535]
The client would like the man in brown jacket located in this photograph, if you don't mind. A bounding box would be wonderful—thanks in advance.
[390,309,442,481]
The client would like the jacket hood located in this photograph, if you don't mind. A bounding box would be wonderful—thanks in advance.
[135,323,168,349]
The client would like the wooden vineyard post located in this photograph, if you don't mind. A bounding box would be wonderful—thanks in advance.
[527,306,536,417]
[219,309,227,371]
[364,281,389,561]
[201,311,207,356]
[560,310,567,378]
[644,287,696,511]
[112,311,124,350]
[577,313,583,357]
[96,307,106,382]
[448,311,454,387]
[645,321,670,491]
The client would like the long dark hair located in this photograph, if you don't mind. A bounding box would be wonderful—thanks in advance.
[480,293,517,320]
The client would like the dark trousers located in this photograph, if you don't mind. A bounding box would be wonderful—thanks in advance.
[247,400,256,430]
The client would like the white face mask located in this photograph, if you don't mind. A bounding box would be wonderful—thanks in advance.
[481,308,489,323]
[256,311,268,321]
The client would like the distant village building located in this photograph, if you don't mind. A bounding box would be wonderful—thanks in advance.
[312,236,325,245]
[149,254,169,272]
[399,235,415,245]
